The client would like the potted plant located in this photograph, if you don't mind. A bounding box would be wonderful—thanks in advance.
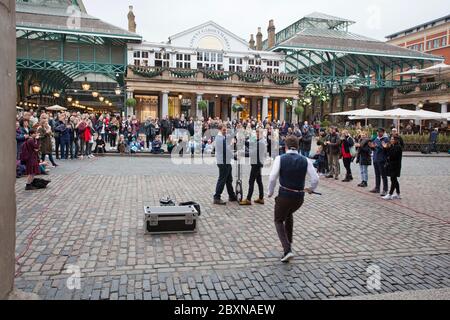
[197,100,208,112]
[232,103,244,113]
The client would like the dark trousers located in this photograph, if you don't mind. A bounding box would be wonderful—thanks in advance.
[374,161,388,192]
[41,153,56,166]
[343,157,352,177]
[146,135,154,149]
[74,137,80,158]
[69,139,74,159]
[390,176,400,195]
[110,134,117,148]
[214,164,235,200]
[55,137,61,159]
[60,139,70,159]
[247,165,264,200]
[429,142,438,153]
[161,128,169,144]
[274,196,304,254]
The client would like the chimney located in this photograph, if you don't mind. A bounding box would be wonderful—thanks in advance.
[128,5,136,33]
[267,19,275,49]
[249,34,255,50]
[256,27,263,51]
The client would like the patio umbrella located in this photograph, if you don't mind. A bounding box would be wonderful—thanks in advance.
[396,68,429,77]
[331,108,383,127]
[46,105,67,111]
[420,63,450,80]
[413,110,449,120]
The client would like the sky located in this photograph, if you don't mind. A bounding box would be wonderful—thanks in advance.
[83,0,449,43]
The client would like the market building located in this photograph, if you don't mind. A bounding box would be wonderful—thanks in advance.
[125,7,299,122]
[126,10,444,123]
[386,15,449,117]
[15,0,142,113]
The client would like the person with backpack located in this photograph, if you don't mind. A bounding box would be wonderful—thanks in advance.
[355,132,372,188]
[340,130,355,182]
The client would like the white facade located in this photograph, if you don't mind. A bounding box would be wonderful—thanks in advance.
[127,21,286,73]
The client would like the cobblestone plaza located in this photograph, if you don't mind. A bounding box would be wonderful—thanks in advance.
[13,156,450,300]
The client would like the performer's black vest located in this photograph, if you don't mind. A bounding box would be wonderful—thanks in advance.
[279,152,308,199]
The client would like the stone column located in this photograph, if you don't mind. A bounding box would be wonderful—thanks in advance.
[162,91,169,118]
[126,90,134,117]
[415,104,421,125]
[231,95,237,121]
[280,99,286,122]
[196,94,203,120]
[293,98,299,124]
[442,102,448,125]
[262,96,269,121]
[0,0,17,300]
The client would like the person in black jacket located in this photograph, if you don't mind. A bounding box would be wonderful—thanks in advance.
[300,127,312,158]
[355,132,372,188]
[382,136,403,200]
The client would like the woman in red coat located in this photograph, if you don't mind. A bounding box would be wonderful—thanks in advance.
[20,129,41,190]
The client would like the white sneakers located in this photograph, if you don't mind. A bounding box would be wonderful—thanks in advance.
[383,194,402,201]
[281,252,294,263]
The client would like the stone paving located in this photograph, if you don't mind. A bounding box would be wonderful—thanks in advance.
[14,156,450,300]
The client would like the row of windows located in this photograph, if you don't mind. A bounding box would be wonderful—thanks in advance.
[427,37,447,50]
[407,36,448,52]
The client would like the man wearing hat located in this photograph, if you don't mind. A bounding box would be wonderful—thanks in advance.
[370,128,389,196]
[268,135,319,263]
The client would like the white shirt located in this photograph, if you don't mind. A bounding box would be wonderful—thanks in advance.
[268,150,320,197]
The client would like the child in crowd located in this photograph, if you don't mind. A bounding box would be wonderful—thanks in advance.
[151,135,163,154]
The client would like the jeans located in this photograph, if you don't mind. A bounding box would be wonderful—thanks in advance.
[360,165,369,182]
[390,176,400,195]
[110,133,117,148]
[247,165,264,201]
[301,150,310,158]
[80,139,86,156]
[74,138,80,158]
[374,161,388,192]
[274,196,304,254]
[328,153,340,178]
[214,164,236,200]
[60,139,70,159]
[41,153,56,166]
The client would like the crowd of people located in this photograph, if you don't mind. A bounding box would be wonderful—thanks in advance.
[17,108,445,201]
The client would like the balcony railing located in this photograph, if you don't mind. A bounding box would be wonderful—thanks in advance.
[395,82,449,96]
[128,66,298,86]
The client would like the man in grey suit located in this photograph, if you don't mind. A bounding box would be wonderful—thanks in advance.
[214,124,237,205]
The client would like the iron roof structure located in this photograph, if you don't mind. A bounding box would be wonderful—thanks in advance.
[265,12,444,89]
[16,0,142,110]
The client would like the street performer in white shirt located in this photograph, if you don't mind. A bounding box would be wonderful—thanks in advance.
[268,135,320,263]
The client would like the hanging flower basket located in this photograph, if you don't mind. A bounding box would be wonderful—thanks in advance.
[294,106,304,115]
[126,98,137,108]
[197,100,208,111]
[232,103,244,113]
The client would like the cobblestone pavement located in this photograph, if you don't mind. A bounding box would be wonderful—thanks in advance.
[14,156,450,300]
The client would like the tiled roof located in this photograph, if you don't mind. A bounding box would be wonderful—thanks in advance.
[277,28,443,60]
[16,1,141,40]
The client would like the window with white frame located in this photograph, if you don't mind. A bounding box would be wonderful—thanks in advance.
[247,58,262,72]
[133,51,150,67]
[266,60,280,74]
[229,57,243,72]
[176,53,191,69]
[196,51,223,70]
[155,52,170,67]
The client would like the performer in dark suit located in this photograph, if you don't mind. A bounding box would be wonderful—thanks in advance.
[213,124,237,205]
[268,136,320,263]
